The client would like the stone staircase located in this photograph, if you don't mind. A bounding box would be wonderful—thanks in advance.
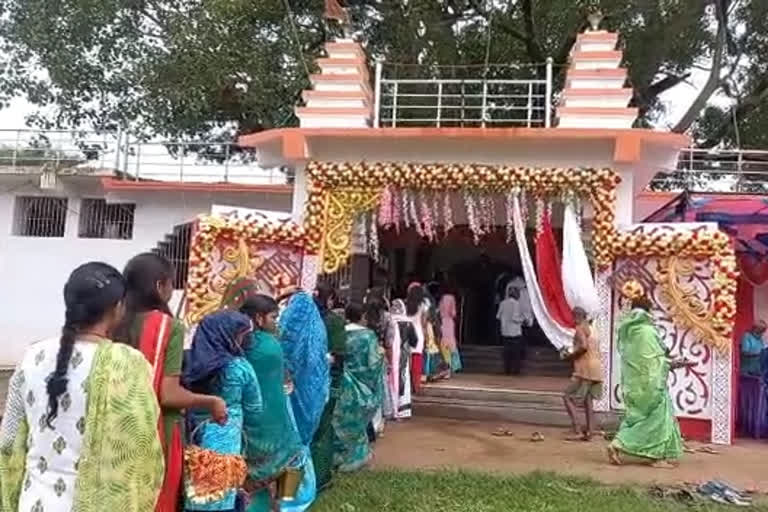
[413,381,619,430]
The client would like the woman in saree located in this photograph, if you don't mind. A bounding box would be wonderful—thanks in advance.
[311,283,347,491]
[277,290,330,511]
[332,303,385,472]
[389,299,417,419]
[0,262,164,511]
[439,284,462,375]
[182,310,261,511]
[608,280,688,468]
[218,280,305,512]
[115,253,227,512]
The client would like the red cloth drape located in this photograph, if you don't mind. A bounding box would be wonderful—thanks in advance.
[733,275,754,437]
[733,276,755,377]
[738,253,768,286]
[535,213,575,328]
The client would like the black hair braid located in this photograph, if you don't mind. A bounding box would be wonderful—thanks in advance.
[46,262,126,427]
[46,313,80,427]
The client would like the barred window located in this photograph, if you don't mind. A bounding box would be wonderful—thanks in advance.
[13,196,68,237]
[78,199,135,240]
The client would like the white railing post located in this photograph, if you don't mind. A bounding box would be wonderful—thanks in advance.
[224,142,231,183]
[373,59,383,128]
[134,140,142,180]
[392,81,399,128]
[11,130,20,171]
[526,82,533,128]
[436,82,443,128]
[114,126,122,174]
[545,57,553,128]
[481,81,488,128]
[122,133,131,178]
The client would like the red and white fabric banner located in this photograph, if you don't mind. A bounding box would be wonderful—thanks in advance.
[535,210,575,328]
[511,195,574,349]
[561,202,600,315]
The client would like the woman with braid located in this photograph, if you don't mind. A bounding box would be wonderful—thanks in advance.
[0,262,164,511]
[115,253,227,512]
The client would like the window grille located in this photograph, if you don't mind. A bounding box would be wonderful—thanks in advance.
[78,199,135,240]
[13,196,68,237]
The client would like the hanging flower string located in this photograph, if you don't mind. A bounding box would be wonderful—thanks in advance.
[505,192,515,243]
[377,185,393,228]
[443,191,454,235]
[368,211,380,262]
[463,191,481,243]
[409,191,423,238]
[401,189,411,229]
[391,188,401,232]
[419,191,435,241]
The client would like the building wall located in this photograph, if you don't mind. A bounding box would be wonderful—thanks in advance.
[0,176,291,367]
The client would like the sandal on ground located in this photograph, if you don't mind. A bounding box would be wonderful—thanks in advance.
[530,432,545,442]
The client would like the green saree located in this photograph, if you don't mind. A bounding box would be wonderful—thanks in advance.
[0,342,164,512]
[332,325,384,473]
[612,310,683,461]
[311,310,346,490]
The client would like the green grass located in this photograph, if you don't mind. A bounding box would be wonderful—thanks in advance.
[313,470,767,512]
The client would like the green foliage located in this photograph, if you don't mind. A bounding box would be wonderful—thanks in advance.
[0,0,765,147]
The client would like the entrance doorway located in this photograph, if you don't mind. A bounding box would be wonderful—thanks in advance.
[376,224,570,378]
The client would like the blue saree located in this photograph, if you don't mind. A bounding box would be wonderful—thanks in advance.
[279,292,330,445]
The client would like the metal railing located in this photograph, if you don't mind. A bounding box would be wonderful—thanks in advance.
[650,148,768,193]
[373,59,553,129]
[0,129,288,184]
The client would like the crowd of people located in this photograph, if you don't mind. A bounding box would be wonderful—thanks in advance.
[0,255,466,511]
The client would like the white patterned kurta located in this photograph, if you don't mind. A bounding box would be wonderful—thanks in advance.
[0,338,98,512]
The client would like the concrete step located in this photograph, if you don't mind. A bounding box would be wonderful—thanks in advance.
[421,385,563,406]
[413,394,619,429]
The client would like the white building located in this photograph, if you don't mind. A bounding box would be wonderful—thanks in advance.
[0,168,292,367]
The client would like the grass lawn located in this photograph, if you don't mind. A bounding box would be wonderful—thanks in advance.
[313,470,767,511]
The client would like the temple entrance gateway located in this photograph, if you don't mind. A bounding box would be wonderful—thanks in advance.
[231,28,738,444]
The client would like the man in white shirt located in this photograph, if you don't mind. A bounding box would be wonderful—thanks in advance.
[497,287,525,375]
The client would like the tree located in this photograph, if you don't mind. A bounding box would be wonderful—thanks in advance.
[0,0,765,148]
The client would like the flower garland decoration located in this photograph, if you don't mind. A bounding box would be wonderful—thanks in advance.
[302,161,737,350]
[611,228,738,348]
[304,161,620,268]
[186,214,305,324]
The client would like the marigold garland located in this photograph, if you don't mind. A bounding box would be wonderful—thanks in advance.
[301,160,737,351]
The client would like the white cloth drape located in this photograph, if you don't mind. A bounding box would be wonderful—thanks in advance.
[561,203,600,315]
[512,195,574,349]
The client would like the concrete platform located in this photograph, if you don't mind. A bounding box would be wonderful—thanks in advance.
[413,374,619,430]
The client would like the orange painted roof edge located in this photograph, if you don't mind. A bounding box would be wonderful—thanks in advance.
[238,127,690,164]
[101,177,292,194]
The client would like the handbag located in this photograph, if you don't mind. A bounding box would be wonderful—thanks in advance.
[184,419,248,505]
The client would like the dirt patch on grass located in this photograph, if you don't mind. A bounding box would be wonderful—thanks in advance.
[372,417,768,493]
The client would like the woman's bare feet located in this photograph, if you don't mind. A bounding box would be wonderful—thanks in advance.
[607,445,623,465]
[650,460,678,469]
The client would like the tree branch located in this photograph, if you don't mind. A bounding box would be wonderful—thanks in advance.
[700,77,768,147]
[630,73,691,117]
[672,0,729,133]
[520,0,545,62]
[466,0,530,45]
